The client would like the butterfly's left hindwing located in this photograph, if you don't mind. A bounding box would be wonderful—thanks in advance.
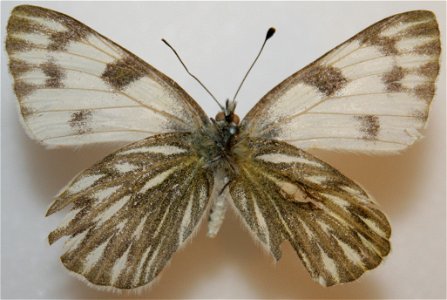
[47,133,213,290]
[229,138,390,286]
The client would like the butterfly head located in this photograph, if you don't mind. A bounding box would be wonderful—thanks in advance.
[215,99,240,134]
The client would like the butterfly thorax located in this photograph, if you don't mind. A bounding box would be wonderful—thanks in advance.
[191,98,243,167]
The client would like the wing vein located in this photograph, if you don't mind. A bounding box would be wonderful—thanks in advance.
[284,136,408,146]
[42,128,162,141]
[15,44,114,66]
[306,111,418,118]
[34,105,142,113]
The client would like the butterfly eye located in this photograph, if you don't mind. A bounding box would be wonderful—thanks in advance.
[215,111,226,122]
[230,113,240,125]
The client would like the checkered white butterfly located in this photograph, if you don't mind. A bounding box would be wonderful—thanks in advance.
[6,5,440,291]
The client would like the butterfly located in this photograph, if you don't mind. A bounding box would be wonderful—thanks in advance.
[6,5,440,291]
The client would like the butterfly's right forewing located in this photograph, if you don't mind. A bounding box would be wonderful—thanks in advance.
[229,138,390,286]
[47,132,213,290]
[6,5,209,148]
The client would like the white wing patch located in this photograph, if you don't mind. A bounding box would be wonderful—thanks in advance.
[118,145,187,156]
[93,196,130,227]
[63,230,89,253]
[242,11,440,153]
[68,174,103,194]
[114,162,139,173]
[83,237,112,274]
[257,153,321,167]
[179,195,194,242]
[139,168,177,194]
[111,246,131,285]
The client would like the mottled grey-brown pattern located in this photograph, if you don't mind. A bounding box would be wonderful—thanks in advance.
[229,137,390,286]
[47,133,213,289]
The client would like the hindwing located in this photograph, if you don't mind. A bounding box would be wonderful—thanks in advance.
[47,133,213,289]
[229,138,391,286]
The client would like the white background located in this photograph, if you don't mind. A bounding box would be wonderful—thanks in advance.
[1,1,445,298]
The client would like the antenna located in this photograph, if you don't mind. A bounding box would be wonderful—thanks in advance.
[162,38,224,111]
[232,27,276,102]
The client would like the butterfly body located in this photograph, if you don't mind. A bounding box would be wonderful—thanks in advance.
[193,102,246,237]
[6,5,440,291]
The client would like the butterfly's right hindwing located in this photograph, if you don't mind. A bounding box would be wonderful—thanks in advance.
[6,5,209,148]
[229,138,391,286]
[47,132,213,290]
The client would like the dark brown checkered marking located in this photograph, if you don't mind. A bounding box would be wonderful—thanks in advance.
[48,30,89,51]
[414,84,435,103]
[356,115,380,140]
[358,10,438,56]
[69,110,93,134]
[13,81,36,99]
[402,19,439,37]
[5,36,34,53]
[7,5,91,52]
[8,59,32,77]
[41,60,64,88]
[362,35,398,55]
[414,40,441,56]
[6,13,48,34]
[301,65,347,96]
[382,66,406,92]
[412,110,429,121]
[102,57,146,90]
[418,62,440,79]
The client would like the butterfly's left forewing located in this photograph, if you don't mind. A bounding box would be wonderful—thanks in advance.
[229,138,390,286]
[242,11,440,153]
[47,132,213,290]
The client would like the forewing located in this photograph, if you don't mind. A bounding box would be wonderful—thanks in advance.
[229,138,390,286]
[46,133,213,290]
[6,5,208,148]
[242,11,440,153]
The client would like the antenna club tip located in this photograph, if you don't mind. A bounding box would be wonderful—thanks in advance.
[266,27,276,40]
